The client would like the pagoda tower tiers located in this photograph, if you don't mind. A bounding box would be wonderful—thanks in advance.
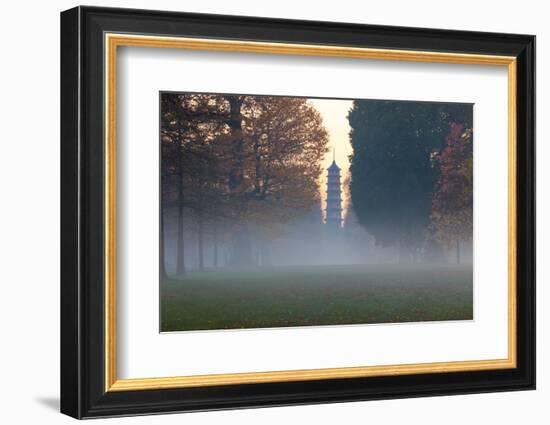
[325,155,342,229]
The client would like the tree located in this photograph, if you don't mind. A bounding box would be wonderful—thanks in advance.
[161,93,189,276]
[348,100,472,262]
[160,93,329,270]
[182,132,231,271]
[430,122,473,263]
[161,93,229,274]
[232,96,329,264]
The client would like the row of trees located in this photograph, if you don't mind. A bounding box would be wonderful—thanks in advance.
[348,100,473,263]
[161,93,329,277]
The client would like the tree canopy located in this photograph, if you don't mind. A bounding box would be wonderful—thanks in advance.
[161,93,329,271]
[348,100,472,261]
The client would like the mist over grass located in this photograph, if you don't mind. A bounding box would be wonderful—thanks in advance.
[161,264,473,332]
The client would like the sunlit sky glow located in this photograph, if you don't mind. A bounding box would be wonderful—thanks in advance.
[308,98,354,221]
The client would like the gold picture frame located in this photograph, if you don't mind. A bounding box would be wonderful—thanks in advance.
[104,33,517,392]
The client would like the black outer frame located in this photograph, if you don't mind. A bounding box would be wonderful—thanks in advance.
[60,5,536,419]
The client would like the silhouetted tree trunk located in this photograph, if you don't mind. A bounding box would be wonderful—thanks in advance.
[197,212,205,271]
[175,148,186,276]
[159,207,168,280]
[227,97,244,190]
[456,239,461,264]
[231,224,253,266]
[213,221,219,267]
[227,96,254,266]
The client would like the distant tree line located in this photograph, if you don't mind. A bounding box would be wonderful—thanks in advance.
[161,93,329,277]
[348,100,473,263]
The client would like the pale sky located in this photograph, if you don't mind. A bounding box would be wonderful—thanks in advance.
[308,98,354,220]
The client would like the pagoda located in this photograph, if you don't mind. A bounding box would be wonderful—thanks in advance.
[325,152,342,229]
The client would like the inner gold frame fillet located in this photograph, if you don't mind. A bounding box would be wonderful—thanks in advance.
[104,33,518,392]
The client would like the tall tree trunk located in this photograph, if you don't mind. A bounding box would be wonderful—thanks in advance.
[227,96,244,191]
[456,239,461,265]
[213,221,219,267]
[159,206,168,280]
[231,223,253,266]
[227,96,253,266]
[197,212,204,271]
[175,153,186,276]
[176,203,185,275]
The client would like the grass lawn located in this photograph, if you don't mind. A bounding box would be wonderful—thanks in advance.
[160,264,473,332]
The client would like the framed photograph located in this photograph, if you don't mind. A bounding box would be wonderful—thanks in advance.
[60,6,535,419]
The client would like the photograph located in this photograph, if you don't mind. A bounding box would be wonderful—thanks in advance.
[159,92,474,332]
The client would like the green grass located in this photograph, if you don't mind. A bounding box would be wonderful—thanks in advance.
[160,264,473,332]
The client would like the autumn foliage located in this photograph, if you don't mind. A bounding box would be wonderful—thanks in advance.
[161,93,329,273]
[430,122,473,258]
